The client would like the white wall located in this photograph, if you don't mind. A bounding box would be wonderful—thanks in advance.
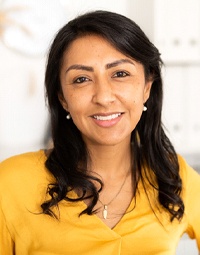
[154,0,200,157]
[59,0,130,19]
[0,0,67,160]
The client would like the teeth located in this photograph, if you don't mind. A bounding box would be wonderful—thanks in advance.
[93,113,121,121]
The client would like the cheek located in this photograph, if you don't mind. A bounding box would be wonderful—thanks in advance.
[123,89,144,108]
[122,81,145,99]
[64,91,88,114]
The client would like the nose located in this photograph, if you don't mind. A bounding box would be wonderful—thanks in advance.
[92,78,116,106]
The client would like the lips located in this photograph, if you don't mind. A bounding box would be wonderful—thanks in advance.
[90,112,123,128]
[93,113,122,121]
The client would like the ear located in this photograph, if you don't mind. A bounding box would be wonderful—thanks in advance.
[58,92,68,111]
[143,80,153,103]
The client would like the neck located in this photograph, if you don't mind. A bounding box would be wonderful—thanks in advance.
[86,140,132,178]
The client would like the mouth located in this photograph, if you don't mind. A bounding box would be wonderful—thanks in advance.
[92,113,122,121]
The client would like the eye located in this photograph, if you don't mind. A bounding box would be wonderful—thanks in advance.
[112,71,130,78]
[73,76,90,84]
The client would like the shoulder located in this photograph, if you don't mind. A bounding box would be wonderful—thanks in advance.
[0,150,46,175]
[0,151,55,213]
[0,150,46,167]
[178,155,200,240]
[177,154,200,206]
[177,154,200,184]
[0,150,53,190]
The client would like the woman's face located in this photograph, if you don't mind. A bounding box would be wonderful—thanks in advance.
[59,34,152,147]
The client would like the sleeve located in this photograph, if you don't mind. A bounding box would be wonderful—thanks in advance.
[180,156,200,251]
[0,204,14,254]
[0,151,47,254]
[0,159,15,254]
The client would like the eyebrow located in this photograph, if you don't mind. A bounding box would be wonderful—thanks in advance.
[106,59,135,69]
[65,58,135,74]
[66,64,94,73]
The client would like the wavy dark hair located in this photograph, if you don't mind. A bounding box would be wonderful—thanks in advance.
[43,10,184,221]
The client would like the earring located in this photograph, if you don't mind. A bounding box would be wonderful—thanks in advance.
[143,105,147,112]
[66,113,71,119]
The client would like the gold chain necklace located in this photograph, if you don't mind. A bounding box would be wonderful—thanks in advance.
[98,171,129,220]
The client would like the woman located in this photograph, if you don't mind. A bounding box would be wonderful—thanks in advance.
[0,10,200,255]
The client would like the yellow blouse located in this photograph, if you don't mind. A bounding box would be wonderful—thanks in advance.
[0,151,200,254]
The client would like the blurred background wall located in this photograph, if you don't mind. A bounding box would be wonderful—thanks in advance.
[2,0,199,169]
[0,0,199,164]
[0,0,200,253]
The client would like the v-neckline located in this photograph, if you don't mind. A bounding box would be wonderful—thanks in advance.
[41,150,137,232]
[79,194,136,232]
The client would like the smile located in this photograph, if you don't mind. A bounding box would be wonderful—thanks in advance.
[93,113,122,121]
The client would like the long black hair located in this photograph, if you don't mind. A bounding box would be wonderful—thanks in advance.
[43,10,184,221]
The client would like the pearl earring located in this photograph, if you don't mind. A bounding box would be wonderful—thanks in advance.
[66,113,71,119]
[143,106,147,112]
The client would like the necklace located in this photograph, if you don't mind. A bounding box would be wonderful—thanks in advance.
[98,171,129,220]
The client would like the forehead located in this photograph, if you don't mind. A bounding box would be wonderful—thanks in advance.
[62,34,132,66]
[65,34,127,55]
[67,34,114,49]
